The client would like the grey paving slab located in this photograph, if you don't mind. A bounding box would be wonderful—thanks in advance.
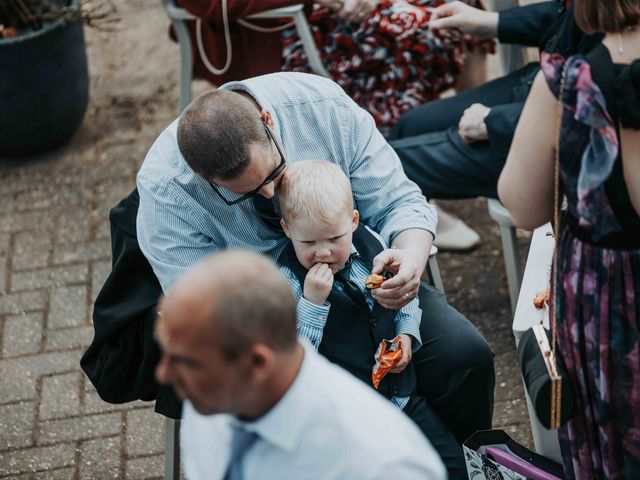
[2,312,43,357]
[11,264,88,292]
[52,238,111,266]
[44,326,94,352]
[55,214,92,245]
[48,286,88,329]
[125,454,164,480]
[32,467,76,480]
[0,290,47,316]
[39,372,82,420]
[12,231,51,271]
[0,256,6,293]
[36,412,122,445]
[79,436,122,480]
[0,233,10,256]
[125,408,164,457]
[0,350,82,404]
[0,444,76,476]
[0,401,36,449]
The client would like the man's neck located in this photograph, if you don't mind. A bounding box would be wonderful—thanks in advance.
[238,344,305,422]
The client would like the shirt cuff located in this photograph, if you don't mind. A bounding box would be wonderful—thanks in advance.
[395,306,422,352]
[296,298,330,350]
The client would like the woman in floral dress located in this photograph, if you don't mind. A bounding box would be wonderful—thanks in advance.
[498,0,640,477]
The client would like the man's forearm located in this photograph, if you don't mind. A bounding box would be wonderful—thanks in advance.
[391,229,434,272]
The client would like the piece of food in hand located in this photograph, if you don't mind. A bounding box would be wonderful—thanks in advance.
[364,273,385,289]
[533,288,550,309]
[371,336,403,389]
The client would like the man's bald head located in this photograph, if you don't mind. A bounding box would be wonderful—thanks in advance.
[159,250,298,359]
[177,90,269,181]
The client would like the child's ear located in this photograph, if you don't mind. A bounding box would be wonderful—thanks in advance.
[281,219,291,238]
[351,210,360,231]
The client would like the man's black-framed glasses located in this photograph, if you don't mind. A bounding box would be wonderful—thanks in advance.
[209,120,286,206]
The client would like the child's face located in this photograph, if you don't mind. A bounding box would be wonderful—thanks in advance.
[284,210,359,273]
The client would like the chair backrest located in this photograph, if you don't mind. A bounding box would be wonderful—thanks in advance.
[160,0,328,111]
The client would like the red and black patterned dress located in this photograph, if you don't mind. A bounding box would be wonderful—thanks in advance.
[282,0,494,135]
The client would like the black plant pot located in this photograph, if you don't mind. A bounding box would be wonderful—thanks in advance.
[0,6,89,157]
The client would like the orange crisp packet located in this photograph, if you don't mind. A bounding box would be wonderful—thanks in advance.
[371,336,403,389]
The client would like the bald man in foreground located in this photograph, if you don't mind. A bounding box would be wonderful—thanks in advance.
[155,251,446,480]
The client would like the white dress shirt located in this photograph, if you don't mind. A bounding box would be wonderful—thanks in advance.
[181,342,446,480]
[136,72,436,292]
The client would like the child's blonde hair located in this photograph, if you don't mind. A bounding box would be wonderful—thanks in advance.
[278,160,353,227]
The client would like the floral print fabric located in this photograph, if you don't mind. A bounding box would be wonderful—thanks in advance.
[543,52,640,479]
[281,0,494,135]
[541,52,621,241]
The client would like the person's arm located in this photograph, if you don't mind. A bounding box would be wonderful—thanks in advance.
[621,127,640,216]
[497,1,563,47]
[387,298,422,374]
[342,101,436,310]
[280,265,330,351]
[136,173,221,293]
[393,299,422,353]
[484,101,526,159]
[498,71,556,229]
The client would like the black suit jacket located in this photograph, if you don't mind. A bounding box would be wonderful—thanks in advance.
[80,189,182,419]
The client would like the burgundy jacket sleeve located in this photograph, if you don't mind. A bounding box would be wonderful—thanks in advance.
[176,0,313,25]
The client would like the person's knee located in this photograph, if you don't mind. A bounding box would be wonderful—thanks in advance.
[465,332,495,381]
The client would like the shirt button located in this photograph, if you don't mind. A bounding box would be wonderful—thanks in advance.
[370,318,377,327]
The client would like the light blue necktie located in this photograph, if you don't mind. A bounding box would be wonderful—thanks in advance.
[223,425,259,480]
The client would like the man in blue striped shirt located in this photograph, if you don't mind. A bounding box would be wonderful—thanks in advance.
[137,72,494,479]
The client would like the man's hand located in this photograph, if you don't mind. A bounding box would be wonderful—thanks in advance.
[390,334,412,373]
[458,103,490,143]
[429,1,499,39]
[303,263,334,306]
[317,0,378,22]
[370,248,421,309]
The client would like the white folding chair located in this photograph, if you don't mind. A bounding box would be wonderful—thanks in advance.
[487,198,522,314]
[160,0,329,112]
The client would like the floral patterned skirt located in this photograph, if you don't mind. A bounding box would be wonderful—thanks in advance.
[281,0,494,136]
[554,225,640,479]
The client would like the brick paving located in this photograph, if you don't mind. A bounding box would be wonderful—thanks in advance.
[0,0,533,477]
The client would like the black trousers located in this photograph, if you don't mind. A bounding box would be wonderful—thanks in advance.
[388,64,536,200]
[406,284,495,479]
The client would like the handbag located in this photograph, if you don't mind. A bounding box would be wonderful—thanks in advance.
[516,61,573,430]
[464,429,565,480]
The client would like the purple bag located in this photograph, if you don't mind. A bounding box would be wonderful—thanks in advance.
[464,430,565,480]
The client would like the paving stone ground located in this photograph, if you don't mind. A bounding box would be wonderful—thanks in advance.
[0,0,534,477]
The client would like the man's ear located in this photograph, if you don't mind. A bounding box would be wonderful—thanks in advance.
[260,110,274,128]
[352,209,360,231]
[281,219,291,238]
[247,344,275,383]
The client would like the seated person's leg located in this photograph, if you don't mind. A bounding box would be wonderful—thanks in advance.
[389,63,536,140]
[414,284,495,444]
[403,395,467,480]
[390,127,501,200]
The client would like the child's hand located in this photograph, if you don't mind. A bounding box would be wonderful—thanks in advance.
[389,334,412,373]
[303,263,334,306]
